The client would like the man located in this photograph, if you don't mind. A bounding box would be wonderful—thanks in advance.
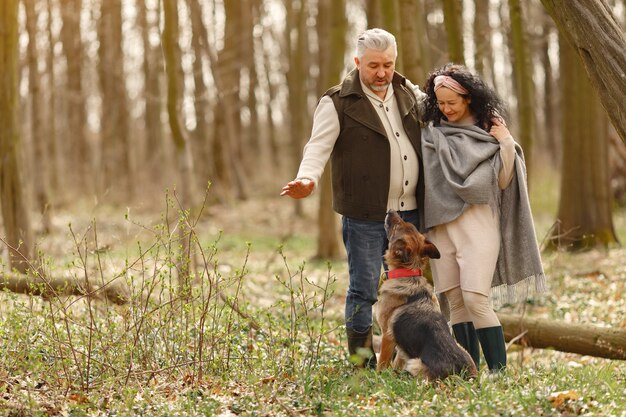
[280,28,424,369]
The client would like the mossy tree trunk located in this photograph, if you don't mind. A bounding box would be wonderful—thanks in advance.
[442,0,464,65]
[541,0,626,146]
[0,0,33,272]
[547,36,618,251]
[314,0,346,260]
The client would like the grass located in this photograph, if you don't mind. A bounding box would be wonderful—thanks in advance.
[0,184,625,416]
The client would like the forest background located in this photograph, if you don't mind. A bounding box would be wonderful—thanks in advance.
[0,0,626,415]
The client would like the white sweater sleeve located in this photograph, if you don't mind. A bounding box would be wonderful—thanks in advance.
[498,135,517,189]
[295,96,341,186]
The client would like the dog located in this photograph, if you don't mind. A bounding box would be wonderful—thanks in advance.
[375,210,477,381]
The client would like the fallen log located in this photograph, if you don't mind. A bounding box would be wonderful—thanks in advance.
[498,312,626,360]
[0,270,130,305]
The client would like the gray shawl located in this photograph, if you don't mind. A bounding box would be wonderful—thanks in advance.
[422,121,547,307]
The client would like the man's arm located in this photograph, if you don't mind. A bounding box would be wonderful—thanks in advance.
[280,96,340,199]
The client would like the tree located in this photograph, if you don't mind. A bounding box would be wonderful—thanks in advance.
[162,0,196,286]
[473,0,496,85]
[399,0,428,83]
[24,0,51,233]
[508,0,536,175]
[98,0,132,199]
[547,36,618,250]
[0,0,33,272]
[314,0,346,260]
[138,0,166,187]
[541,0,626,146]
[442,0,464,64]
[59,0,89,193]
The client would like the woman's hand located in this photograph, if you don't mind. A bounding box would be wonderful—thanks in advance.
[280,179,315,199]
[489,118,512,142]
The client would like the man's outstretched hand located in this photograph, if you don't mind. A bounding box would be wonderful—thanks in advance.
[280,179,314,199]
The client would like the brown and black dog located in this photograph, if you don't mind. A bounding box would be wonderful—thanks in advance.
[375,210,477,381]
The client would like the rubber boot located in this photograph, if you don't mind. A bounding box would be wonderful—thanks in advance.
[346,327,377,369]
[452,322,481,369]
[476,326,507,372]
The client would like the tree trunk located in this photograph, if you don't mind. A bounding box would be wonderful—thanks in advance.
[537,11,560,165]
[45,0,60,194]
[98,0,132,200]
[285,0,309,215]
[186,0,215,192]
[59,0,89,193]
[162,0,195,288]
[399,0,427,84]
[0,271,129,305]
[499,313,626,360]
[541,0,626,146]
[547,36,618,251]
[138,0,165,188]
[508,0,536,176]
[0,0,33,273]
[314,0,345,260]
[442,0,464,64]
[473,0,496,85]
[365,0,382,28]
[24,0,51,233]
[381,0,402,72]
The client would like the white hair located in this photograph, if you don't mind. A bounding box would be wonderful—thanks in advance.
[356,28,397,59]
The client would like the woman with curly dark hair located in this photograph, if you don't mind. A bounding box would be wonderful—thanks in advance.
[419,64,546,374]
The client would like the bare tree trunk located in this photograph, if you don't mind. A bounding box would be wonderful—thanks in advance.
[314,0,345,260]
[59,0,89,194]
[547,36,618,250]
[381,0,403,72]
[541,0,626,146]
[0,0,33,273]
[186,0,215,192]
[399,0,427,83]
[98,0,132,200]
[46,0,60,194]
[365,0,382,27]
[508,0,536,176]
[138,0,165,189]
[499,313,626,360]
[442,0,464,64]
[285,0,309,215]
[473,0,496,86]
[162,0,195,288]
[537,11,560,164]
[24,0,51,234]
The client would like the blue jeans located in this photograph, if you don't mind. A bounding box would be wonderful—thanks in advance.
[342,209,420,332]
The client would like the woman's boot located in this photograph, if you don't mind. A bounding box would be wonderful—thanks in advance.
[476,326,507,372]
[452,322,481,369]
[346,326,377,369]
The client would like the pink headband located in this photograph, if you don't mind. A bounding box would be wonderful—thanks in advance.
[434,75,469,95]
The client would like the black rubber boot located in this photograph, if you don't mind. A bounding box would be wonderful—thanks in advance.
[476,326,507,372]
[346,327,377,369]
[452,322,481,369]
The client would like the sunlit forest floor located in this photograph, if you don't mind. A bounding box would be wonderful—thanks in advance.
[1,167,625,415]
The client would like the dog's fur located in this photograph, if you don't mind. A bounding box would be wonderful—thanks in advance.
[375,210,477,381]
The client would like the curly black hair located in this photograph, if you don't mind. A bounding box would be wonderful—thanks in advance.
[421,63,509,131]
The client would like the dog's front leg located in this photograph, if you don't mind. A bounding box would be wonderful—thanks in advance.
[392,349,406,370]
[377,333,396,371]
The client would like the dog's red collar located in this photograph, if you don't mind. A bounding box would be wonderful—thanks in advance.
[387,268,423,279]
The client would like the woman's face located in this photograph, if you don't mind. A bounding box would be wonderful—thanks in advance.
[435,87,472,123]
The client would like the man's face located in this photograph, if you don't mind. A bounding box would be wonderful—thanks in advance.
[355,47,396,94]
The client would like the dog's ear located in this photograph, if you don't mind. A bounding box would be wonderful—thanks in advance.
[421,239,441,259]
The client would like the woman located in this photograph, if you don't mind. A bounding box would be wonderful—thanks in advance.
[420,64,546,373]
